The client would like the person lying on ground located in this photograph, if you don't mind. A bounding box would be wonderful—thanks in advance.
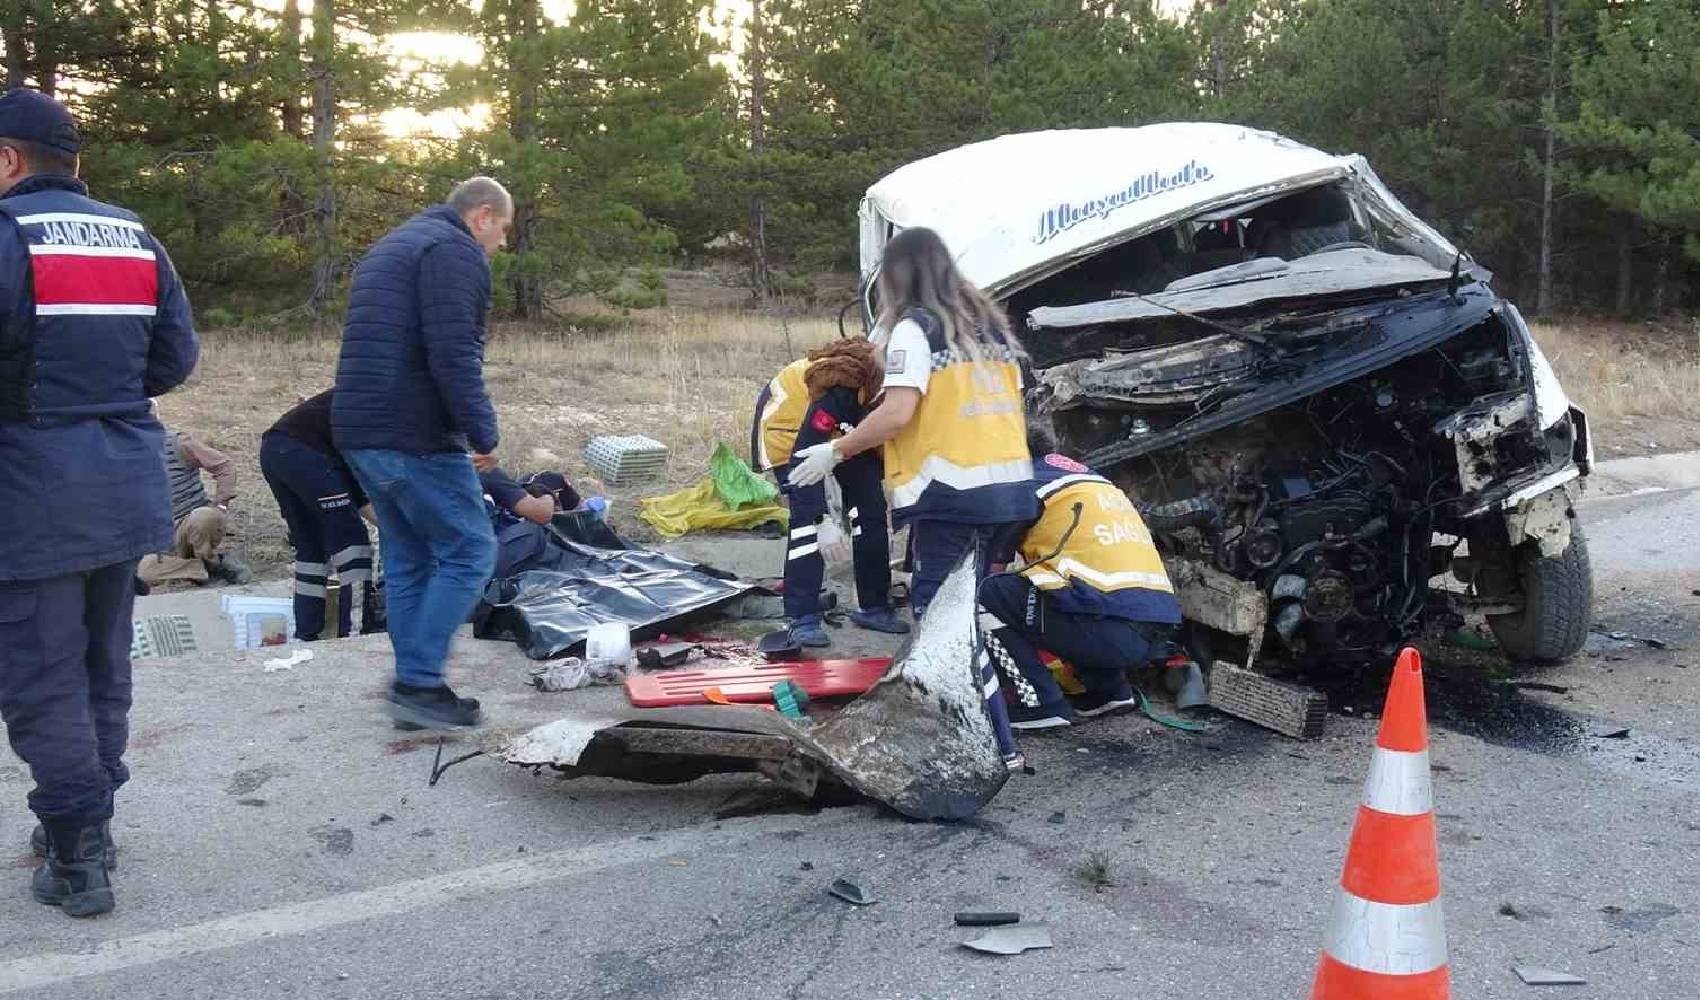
[135,422,253,588]
[752,337,907,648]
[983,424,1181,732]
[260,389,376,641]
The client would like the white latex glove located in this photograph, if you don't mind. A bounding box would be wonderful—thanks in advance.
[787,441,840,488]
[817,518,851,566]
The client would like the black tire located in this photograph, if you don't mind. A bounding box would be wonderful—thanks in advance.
[1487,521,1593,664]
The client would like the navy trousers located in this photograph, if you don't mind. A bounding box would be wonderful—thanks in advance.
[260,432,373,641]
[779,452,890,619]
[980,573,1170,711]
[0,560,137,823]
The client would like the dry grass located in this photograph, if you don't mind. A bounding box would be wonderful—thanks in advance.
[159,307,838,574]
[159,305,1699,576]
[1530,320,1700,456]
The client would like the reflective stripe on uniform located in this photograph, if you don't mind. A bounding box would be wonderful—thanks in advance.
[1028,557,1173,593]
[15,212,147,229]
[1035,472,1109,500]
[890,454,1033,511]
[37,303,157,316]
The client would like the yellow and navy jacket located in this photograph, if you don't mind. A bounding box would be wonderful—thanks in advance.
[750,358,869,473]
[751,358,813,472]
[1017,454,1181,624]
[883,308,1036,527]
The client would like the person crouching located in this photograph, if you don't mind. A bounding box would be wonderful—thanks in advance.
[982,427,1182,730]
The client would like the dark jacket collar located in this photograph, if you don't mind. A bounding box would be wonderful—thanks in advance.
[423,203,472,235]
[1,174,89,199]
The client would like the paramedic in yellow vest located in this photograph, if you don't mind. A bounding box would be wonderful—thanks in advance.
[981,427,1182,730]
[751,338,907,647]
[788,226,1036,764]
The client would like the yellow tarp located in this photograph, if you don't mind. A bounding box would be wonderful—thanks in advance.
[639,478,789,539]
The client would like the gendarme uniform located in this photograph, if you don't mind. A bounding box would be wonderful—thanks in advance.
[0,87,199,918]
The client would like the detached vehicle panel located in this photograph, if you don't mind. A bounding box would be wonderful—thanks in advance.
[860,124,1594,670]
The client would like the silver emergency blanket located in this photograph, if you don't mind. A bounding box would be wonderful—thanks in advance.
[474,522,752,660]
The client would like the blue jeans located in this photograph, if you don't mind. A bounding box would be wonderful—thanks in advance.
[345,450,496,688]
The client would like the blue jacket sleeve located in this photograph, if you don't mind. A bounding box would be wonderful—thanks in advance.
[145,237,199,397]
[418,242,499,454]
[480,467,528,512]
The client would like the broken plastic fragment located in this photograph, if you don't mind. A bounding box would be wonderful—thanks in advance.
[262,648,313,673]
[954,911,1020,927]
[1513,966,1586,986]
[961,924,1053,955]
[827,879,875,906]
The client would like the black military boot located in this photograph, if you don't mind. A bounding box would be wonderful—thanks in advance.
[31,821,118,869]
[32,821,116,917]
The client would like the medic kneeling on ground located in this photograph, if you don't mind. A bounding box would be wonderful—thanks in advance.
[983,426,1183,730]
[751,338,908,647]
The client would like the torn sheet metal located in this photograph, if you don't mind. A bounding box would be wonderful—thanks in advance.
[1504,486,1574,558]
[499,558,1009,821]
[1028,249,1449,331]
[475,537,752,660]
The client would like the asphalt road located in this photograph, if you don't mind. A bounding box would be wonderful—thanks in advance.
[1,483,1697,999]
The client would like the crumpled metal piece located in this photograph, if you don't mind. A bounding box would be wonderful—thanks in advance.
[500,557,1010,821]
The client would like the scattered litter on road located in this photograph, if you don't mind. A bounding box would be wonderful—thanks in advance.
[961,924,1052,955]
[1588,628,1673,652]
[262,648,313,673]
[1047,811,1066,825]
[370,813,395,827]
[955,911,1020,927]
[828,879,875,906]
[1511,682,1571,695]
[1513,966,1586,986]
[1595,728,1631,739]
[530,657,625,692]
[1585,944,1615,955]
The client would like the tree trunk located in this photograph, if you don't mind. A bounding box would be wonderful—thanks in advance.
[748,0,771,302]
[281,0,304,138]
[1207,0,1230,100]
[308,0,338,317]
[2,5,28,90]
[1535,0,1559,316]
[505,0,544,321]
[1614,221,1634,316]
[1652,239,1672,317]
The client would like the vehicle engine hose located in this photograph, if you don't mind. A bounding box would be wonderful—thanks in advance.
[1138,496,1219,531]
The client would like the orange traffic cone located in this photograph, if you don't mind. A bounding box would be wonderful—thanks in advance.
[1311,647,1449,999]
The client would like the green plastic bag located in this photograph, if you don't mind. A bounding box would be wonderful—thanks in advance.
[709,442,779,510]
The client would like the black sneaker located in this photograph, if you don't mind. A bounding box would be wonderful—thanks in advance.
[1073,687,1140,719]
[388,683,483,730]
[1008,702,1074,731]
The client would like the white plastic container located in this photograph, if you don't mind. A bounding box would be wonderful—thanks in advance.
[583,622,634,667]
[220,595,295,649]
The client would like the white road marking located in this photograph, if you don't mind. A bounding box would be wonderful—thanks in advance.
[0,813,844,994]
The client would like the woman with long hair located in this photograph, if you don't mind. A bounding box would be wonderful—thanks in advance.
[788,226,1035,762]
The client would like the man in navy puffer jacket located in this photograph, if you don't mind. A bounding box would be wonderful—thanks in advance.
[332,177,510,731]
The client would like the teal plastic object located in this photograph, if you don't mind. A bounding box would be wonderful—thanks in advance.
[771,679,811,720]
